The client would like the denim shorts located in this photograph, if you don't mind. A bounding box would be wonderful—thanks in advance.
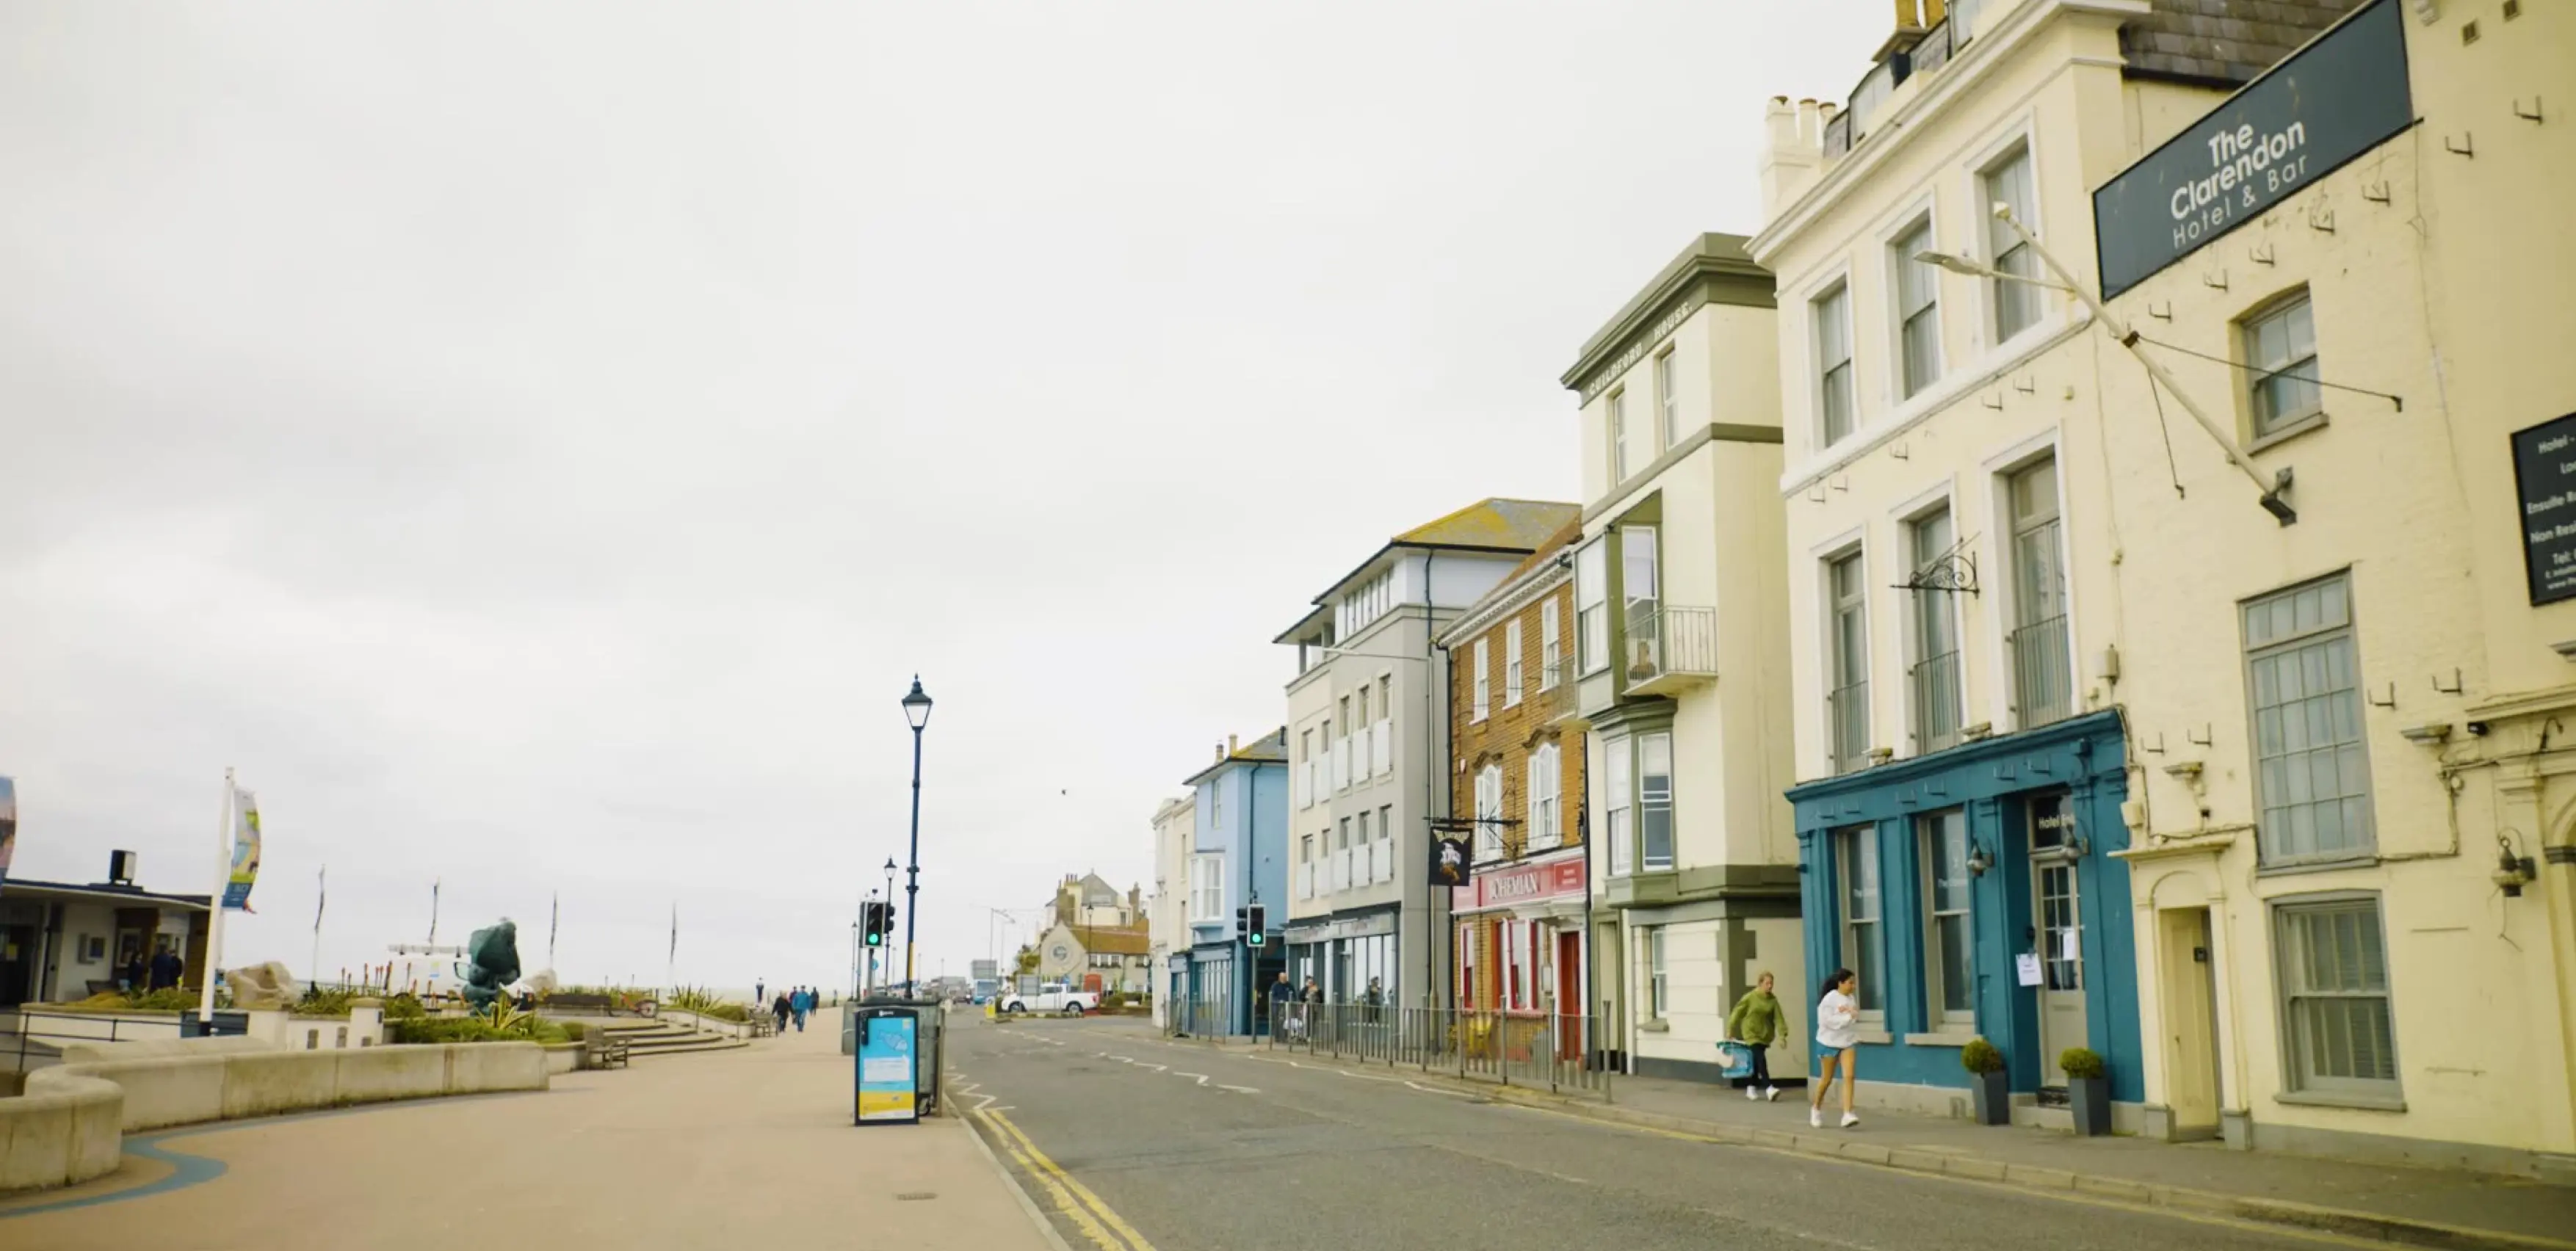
[1814,1043,1845,1061]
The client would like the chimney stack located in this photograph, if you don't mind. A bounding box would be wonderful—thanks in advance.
[1761,98,1828,217]
[1228,733,1239,755]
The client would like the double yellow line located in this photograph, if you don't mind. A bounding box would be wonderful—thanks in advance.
[977,1108,1159,1251]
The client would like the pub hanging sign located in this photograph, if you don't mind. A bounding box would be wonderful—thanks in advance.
[2091,0,2414,300]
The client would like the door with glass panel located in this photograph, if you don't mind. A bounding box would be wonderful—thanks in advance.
[1909,508,1962,753]
[2028,792,2088,1085]
[1623,526,1661,681]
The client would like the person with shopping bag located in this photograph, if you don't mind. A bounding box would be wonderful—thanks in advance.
[1723,971,1785,1102]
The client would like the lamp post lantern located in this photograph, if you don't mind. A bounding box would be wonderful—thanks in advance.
[898,673,931,996]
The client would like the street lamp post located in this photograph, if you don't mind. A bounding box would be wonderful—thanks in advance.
[1914,203,2294,523]
[881,858,897,997]
[899,674,933,995]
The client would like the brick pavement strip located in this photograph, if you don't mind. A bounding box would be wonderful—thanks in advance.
[0,1011,1060,1251]
[1193,1036,2576,1251]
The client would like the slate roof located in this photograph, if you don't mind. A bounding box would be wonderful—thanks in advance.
[2121,0,2373,84]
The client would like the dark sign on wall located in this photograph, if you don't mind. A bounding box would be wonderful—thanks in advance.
[2511,413,2576,606]
[2092,0,2414,300]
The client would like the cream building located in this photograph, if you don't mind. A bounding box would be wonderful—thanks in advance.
[1560,236,1803,1081]
[1756,0,2573,1177]
[1146,794,1195,1026]
[2088,0,2576,1178]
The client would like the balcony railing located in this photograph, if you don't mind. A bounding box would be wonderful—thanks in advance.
[1623,605,1718,696]
[2011,614,2073,728]
[1910,650,1963,754]
[1828,680,1870,775]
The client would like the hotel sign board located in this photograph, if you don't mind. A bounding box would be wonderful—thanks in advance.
[2092,0,2413,300]
[2512,413,2576,606]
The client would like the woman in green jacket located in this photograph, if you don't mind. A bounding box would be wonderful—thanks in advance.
[1725,971,1784,1100]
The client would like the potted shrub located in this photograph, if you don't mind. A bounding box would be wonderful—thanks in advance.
[1961,1037,2010,1125]
[2061,1047,2111,1136]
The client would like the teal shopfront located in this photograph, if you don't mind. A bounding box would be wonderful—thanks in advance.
[1789,710,2141,1116]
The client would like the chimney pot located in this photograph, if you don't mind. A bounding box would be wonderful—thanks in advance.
[1228,733,1239,754]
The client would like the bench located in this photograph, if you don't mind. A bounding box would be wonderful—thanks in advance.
[549,993,615,1015]
[587,1031,630,1070]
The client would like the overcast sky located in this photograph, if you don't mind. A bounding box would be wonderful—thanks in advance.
[0,1,1885,994]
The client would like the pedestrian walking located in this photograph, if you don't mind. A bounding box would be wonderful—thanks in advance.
[793,987,811,1031]
[1811,968,1862,1129]
[149,946,184,992]
[1725,971,1784,1102]
[772,991,792,1033]
[1268,971,1297,1036]
[756,979,765,1005]
[1363,976,1384,1025]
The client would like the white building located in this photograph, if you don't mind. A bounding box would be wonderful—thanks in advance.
[1276,498,1579,1007]
[1145,794,1194,1026]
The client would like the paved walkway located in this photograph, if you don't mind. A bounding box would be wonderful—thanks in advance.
[0,1010,1057,1250]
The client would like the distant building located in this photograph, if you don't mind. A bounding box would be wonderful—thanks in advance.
[1049,871,1141,930]
[1276,498,1580,1011]
[1,853,211,1008]
[1033,920,1152,994]
[1146,794,1195,1026]
[1173,729,1289,1035]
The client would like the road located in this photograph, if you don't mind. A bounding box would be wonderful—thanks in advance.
[948,1012,2367,1251]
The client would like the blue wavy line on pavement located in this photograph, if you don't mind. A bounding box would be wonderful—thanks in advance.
[0,1131,226,1221]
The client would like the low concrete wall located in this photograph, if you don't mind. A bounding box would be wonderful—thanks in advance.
[60,1055,228,1131]
[0,1073,123,1192]
[333,1045,448,1104]
[57,1035,276,1066]
[542,1044,580,1076]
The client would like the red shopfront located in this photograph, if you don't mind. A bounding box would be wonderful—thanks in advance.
[1452,850,1587,1060]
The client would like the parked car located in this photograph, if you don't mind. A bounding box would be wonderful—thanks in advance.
[999,984,1099,1015]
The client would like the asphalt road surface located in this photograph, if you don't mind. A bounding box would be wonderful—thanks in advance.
[947,1012,2368,1251]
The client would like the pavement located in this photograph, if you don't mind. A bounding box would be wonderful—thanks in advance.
[951,1012,2576,1251]
[0,1008,1059,1250]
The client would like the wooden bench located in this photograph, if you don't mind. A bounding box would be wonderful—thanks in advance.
[548,993,615,1015]
[587,1031,630,1070]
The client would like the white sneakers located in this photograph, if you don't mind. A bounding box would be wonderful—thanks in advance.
[1746,1086,1761,1100]
[1810,1107,1824,1128]
[1841,1112,1862,1128]
[1765,1086,1782,1101]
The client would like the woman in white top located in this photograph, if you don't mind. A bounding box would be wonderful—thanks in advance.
[1812,968,1862,1128]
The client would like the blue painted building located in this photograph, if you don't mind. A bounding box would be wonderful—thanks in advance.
[1788,711,2142,1120]
[1171,729,1289,1036]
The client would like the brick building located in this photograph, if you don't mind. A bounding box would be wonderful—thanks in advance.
[1441,519,1589,1037]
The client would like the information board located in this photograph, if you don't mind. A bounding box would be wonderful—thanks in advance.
[2511,413,2576,606]
[854,1009,919,1125]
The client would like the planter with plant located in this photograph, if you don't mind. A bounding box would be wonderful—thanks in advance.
[2061,1047,2111,1136]
[1960,1037,2011,1125]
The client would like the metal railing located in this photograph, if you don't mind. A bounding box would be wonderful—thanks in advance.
[2010,614,2073,728]
[1624,605,1718,688]
[1910,650,1962,753]
[1164,993,1240,1040]
[1828,680,1870,774]
[1263,1002,1613,1099]
[1,1009,242,1073]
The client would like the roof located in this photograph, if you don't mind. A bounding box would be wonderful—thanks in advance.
[1181,727,1288,786]
[2119,0,2371,86]
[1071,924,1151,957]
[1278,498,1582,642]
[0,877,211,912]
[1393,498,1585,551]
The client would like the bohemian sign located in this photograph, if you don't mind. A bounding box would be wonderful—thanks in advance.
[2511,413,2576,606]
[2091,0,2413,300]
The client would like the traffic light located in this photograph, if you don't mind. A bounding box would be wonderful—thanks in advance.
[1234,905,1248,939]
[861,901,893,947]
[1245,903,1266,948]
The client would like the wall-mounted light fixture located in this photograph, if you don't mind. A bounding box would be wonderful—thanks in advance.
[2398,722,2453,746]
[1967,844,1994,877]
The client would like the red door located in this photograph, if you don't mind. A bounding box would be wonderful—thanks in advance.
[1556,932,1582,1062]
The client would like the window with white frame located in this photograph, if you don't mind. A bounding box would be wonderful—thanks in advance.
[1610,388,1636,482]
[1605,739,1634,877]
[1472,637,1491,722]
[1378,803,1394,846]
[2246,573,2373,863]
[1527,741,1562,851]
[1299,833,1314,897]
[1837,827,1882,1014]
[2008,458,2072,728]
[1920,808,1972,1032]
[1638,731,1674,872]
[1336,568,1397,639]
[1503,620,1524,706]
[1356,683,1370,731]
[1646,927,1668,1020]
[1189,854,1223,922]
[1474,764,1504,860]
[1577,540,1610,675]
[2243,290,2321,438]
[1541,598,1563,689]
[1623,526,1661,681]
[1816,283,1856,446]
[1892,217,1942,398]
[2274,895,2399,1100]
[1356,809,1370,846]
[1654,348,1679,449]
[1908,505,1963,753]
[1828,551,1870,774]
[1983,144,2040,341]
